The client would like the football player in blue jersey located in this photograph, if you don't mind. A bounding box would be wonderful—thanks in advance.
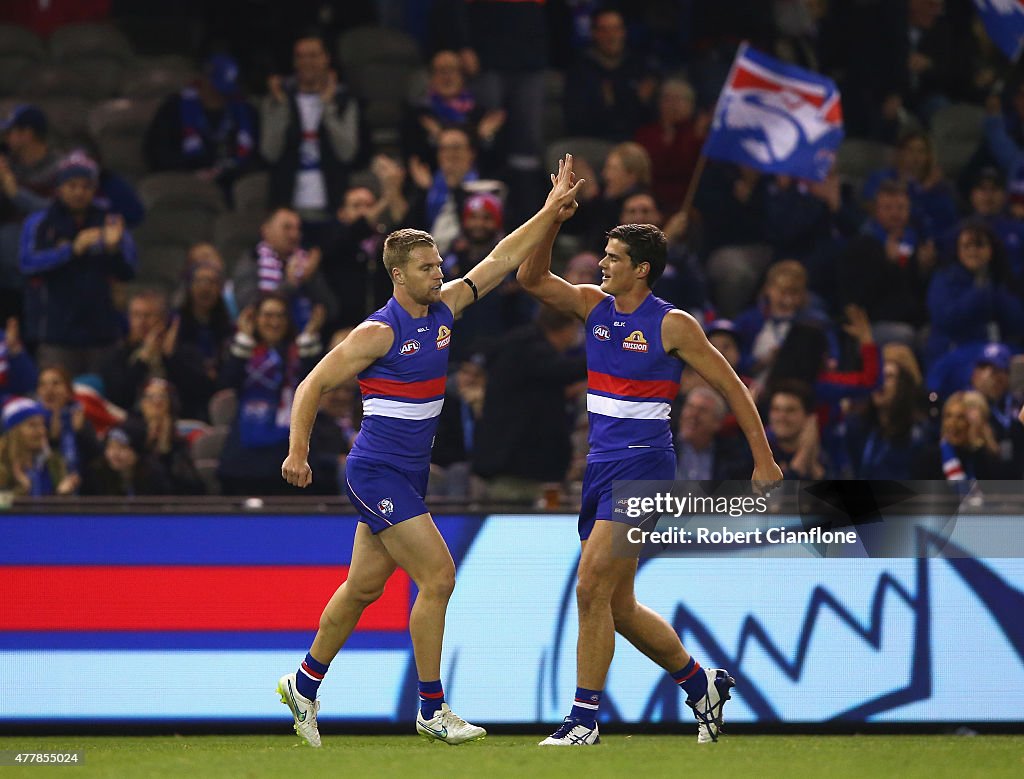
[518,193,783,745]
[275,156,583,747]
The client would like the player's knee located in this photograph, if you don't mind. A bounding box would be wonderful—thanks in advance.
[339,580,387,609]
[419,563,456,601]
[576,569,614,613]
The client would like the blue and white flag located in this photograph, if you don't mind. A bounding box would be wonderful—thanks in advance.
[973,0,1024,60]
[704,44,844,181]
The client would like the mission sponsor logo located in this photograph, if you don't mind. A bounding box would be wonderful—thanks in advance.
[593,324,610,341]
[436,325,451,350]
[622,330,648,352]
[400,339,421,356]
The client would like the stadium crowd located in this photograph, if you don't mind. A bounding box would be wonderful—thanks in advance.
[0,0,1022,502]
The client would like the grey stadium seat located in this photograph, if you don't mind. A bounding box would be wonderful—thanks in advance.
[213,211,266,275]
[49,22,135,63]
[232,171,269,212]
[121,56,198,99]
[337,25,421,70]
[87,98,161,180]
[0,25,46,96]
[138,172,225,213]
[15,64,94,100]
[544,137,614,178]
[835,139,895,195]
[931,103,987,182]
[207,390,239,428]
[132,243,189,290]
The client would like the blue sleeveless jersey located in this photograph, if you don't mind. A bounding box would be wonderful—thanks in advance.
[585,294,683,462]
[349,297,454,469]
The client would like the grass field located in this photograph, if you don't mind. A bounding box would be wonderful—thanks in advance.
[1,735,1022,778]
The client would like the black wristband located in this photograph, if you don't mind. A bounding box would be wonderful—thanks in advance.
[462,277,479,301]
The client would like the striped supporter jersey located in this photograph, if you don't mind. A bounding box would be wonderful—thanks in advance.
[585,293,683,462]
[349,297,454,469]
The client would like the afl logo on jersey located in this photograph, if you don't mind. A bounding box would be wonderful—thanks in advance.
[436,325,451,350]
[400,339,421,356]
[593,324,611,341]
[622,330,649,352]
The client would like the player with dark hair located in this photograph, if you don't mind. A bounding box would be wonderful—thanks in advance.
[518,207,783,745]
[277,157,583,747]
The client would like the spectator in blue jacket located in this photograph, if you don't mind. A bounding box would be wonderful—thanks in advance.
[862,130,959,239]
[0,316,37,405]
[19,151,137,375]
[925,222,1024,365]
[939,167,1024,281]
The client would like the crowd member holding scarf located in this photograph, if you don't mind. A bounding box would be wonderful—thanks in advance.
[230,207,335,334]
[402,50,506,173]
[0,397,77,496]
[912,391,1005,480]
[19,151,136,375]
[262,32,365,244]
[217,292,322,495]
[144,54,260,202]
[407,126,481,255]
[36,366,99,483]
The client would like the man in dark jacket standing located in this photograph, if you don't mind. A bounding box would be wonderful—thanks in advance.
[472,306,587,502]
[19,151,136,375]
[261,32,364,245]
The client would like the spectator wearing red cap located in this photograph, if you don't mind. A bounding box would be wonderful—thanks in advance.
[443,192,533,362]
[144,53,261,203]
[0,396,77,496]
[19,151,137,375]
[967,343,1024,472]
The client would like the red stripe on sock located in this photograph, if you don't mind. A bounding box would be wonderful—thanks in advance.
[419,690,445,699]
[301,662,325,680]
[677,661,702,683]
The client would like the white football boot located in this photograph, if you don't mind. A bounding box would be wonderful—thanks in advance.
[277,673,322,748]
[538,717,601,746]
[687,668,735,743]
[416,703,487,745]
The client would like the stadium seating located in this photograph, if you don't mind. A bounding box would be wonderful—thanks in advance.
[336,25,421,71]
[0,24,46,96]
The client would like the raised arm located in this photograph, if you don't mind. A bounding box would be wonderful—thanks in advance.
[440,154,584,317]
[516,218,606,322]
[281,321,393,487]
[662,310,783,493]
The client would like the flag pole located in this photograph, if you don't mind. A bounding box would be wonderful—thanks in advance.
[678,41,746,220]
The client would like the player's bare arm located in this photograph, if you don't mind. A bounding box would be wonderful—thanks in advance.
[281,321,394,487]
[662,309,784,493]
[515,187,605,322]
[441,154,585,317]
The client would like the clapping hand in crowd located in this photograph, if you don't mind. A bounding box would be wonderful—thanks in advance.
[0,156,17,199]
[103,214,125,251]
[286,247,320,286]
[841,305,874,345]
[5,317,22,355]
